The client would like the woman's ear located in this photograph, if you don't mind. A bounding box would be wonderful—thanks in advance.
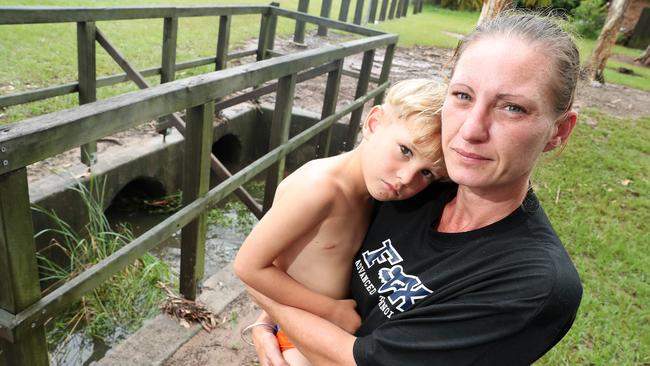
[544,111,577,152]
[362,105,384,139]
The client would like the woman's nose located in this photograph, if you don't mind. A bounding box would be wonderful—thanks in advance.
[460,104,490,143]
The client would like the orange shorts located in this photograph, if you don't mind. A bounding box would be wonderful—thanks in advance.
[276,328,295,352]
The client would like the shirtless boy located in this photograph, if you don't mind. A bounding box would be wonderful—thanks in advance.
[234,79,446,366]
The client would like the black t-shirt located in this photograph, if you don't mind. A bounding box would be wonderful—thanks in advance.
[351,182,582,365]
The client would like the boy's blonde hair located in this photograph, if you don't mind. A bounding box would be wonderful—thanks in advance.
[383,79,447,179]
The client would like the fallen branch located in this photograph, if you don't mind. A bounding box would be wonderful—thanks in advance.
[159,282,219,332]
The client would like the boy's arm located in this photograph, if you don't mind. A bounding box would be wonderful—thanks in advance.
[234,175,356,331]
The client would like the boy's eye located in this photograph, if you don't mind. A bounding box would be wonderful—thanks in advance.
[421,169,433,179]
[399,144,412,157]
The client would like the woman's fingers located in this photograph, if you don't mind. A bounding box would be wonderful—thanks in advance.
[252,322,288,366]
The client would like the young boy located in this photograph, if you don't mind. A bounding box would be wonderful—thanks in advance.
[234,79,446,365]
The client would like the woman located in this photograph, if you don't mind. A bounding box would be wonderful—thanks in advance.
[248,12,582,366]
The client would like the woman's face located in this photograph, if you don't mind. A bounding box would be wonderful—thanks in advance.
[441,36,572,195]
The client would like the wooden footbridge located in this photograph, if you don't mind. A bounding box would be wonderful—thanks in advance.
[0,3,407,364]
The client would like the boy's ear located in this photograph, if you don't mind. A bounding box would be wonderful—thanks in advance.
[362,105,384,139]
[543,111,577,152]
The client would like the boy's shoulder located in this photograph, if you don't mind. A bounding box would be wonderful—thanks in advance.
[276,157,347,203]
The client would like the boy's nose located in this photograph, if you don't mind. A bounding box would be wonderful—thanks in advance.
[397,167,418,186]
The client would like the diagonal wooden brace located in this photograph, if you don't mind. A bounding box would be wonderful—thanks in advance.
[95,28,263,219]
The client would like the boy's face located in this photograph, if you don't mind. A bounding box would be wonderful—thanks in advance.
[361,105,438,201]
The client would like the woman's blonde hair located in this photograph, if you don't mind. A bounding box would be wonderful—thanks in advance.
[383,79,447,179]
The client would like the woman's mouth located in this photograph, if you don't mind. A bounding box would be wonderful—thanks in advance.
[453,148,491,161]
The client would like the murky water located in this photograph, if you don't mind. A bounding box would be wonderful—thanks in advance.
[51,201,257,366]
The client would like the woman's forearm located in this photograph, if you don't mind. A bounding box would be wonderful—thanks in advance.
[251,288,357,366]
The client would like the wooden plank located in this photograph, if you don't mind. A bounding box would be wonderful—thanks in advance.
[293,0,310,44]
[215,15,231,71]
[77,21,97,167]
[0,6,268,24]
[395,0,403,18]
[263,74,297,211]
[179,102,213,300]
[214,62,337,112]
[368,0,378,23]
[317,0,332,36]
[228,49,257,60]
[0,84,78,109]
[267,6,278,54]
[257,14,271,61]
[0,169,48,364]
[0,33,397,175]
[270,7,383,36]
[345,49,374,149]
[373,43,395,105]
[7,82,388,335]
[339,0,351,22]
[402,0,409,17]
[317,59,344,158]
[388,0,398,19]
[379,0,389,21]
[353,0,365,25]
[161,17,178,84]
[341,68,380,83]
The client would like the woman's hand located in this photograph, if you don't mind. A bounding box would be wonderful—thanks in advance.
[327,299,361,334]
[251,311,288,366]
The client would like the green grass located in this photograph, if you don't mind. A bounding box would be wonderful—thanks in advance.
[34,179,174,359]
[532,111,649,365]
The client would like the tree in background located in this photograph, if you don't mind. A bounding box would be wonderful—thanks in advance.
[571,0,607,38]
[635,44,650,66]
[477,0,514,24]
[585,0,632,82]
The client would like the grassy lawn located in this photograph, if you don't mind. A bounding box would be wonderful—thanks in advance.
[533,111,649,365]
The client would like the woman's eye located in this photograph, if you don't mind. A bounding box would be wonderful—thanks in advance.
[506,104,525,113]
[453,92,471,101]
[399,144,412,157]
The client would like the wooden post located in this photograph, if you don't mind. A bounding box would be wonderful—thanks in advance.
[345,49,374,150]
[216,15,231,71]
[263,74,297,211]
[368,0,378,23]
[388,0,398,19]
[161,17,178,84]
[267,4,279,54]
[402,0,410,17]
[317,59,344,158]
[339,0,351,22]
[179,102,214,300]
[0,169,49,366]
[293,0,310,44]
[353,0,365,25]
[374,43,395,105]
[257,14,271,61]
[317,0,333,36]
[395,0,403,18]
[379,0,389,21]
[160,17,178,133]
[77,21,97,167]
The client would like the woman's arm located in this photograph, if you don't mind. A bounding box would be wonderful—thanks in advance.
[250,288,357,366]
[251,311,289,366]
[234,176,359,332]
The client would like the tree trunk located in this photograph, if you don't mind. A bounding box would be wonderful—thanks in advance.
[586,0,632,83]
[634,44,650,66]
[477,0,513,25]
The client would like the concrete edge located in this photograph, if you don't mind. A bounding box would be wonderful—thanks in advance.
[94,263,245,366]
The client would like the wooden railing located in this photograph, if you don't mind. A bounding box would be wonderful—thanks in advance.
[0,4,397,365]
[293,0,424,42]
